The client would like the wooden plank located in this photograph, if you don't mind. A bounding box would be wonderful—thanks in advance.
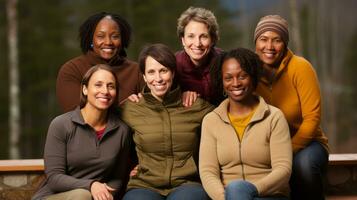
[0,159,44,172]
[329,154,357,165]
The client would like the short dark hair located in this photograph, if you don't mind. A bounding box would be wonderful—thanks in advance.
[211,48,262,97]
[138,43,176,75]
[80,64,119,110]
[79,12,131,57]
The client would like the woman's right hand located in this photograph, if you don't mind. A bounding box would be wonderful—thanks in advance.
[182,91,199,107]
[126,93,143,103]
[90,181,115,200]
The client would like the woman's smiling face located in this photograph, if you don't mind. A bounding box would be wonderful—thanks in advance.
[181,20,213,66]
[222,58,253,103]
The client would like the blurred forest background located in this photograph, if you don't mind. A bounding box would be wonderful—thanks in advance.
[0,0,356,159]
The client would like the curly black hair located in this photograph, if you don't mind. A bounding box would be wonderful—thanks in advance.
[210,47,263,102]
[79,12,131,58]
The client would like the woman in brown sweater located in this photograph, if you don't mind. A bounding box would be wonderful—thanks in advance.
[33,65,131,200]
[56,12,144,112]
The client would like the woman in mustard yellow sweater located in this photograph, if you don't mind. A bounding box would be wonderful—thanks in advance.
[254,15,329,200]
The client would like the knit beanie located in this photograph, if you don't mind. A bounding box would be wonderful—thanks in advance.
[254,15,289,45]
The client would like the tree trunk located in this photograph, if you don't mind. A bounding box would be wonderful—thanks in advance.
[289,0,303,56]
[6,0,20,159]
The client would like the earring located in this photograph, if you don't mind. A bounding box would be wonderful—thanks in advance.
[223,90,227,97]
[90,43,93,48]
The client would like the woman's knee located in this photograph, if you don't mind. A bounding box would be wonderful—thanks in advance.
[67,189,92,200]
[168,184,209,200]
[46,189,92,200]
[123,188,163,200]
[293,142,328,177]
[225,180,258,199]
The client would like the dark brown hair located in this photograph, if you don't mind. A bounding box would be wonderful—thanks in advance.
[138,43,177,74]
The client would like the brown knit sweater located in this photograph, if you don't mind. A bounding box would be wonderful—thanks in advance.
[56,51,144,112]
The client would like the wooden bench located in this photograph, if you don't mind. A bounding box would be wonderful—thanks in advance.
[0,159,45,200]
[0,154,356,200]
[0,159,44,172]
[326,154,357,198]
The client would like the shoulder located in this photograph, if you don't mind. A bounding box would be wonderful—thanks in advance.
[175,50,189,68]
[202,110,218,121]
[48,110,77,137]
[191,98,215,113]
[288,54,316,74]
[61,54,89,68]
[175,50,185,58]
[109,111,131,137]
[264,104,288,125]
[120,100,144,122]
[58,54,90,75]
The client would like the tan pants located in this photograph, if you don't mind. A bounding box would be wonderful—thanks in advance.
[46,189,92,200]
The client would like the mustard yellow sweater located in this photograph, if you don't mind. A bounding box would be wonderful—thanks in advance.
[256,49,328,153]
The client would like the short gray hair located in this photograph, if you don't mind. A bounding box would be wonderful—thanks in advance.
[177,7,219,45]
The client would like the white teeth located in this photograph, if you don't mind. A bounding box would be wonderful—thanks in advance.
[232,90,243,96]
[97,97,110,102]
[191,49,203,54]
[102,49,113,53]
[264,52,275,58]
[154,85,165,90]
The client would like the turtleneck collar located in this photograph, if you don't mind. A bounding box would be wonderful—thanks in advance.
[139,85,182,108]
[86,50,125,66]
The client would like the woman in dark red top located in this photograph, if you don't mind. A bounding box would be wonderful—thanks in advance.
[176,7,223,106]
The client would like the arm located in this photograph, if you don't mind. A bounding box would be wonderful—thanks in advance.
[44,117,94,192]
[253,110,292,196]
[106,127,131,193]
[56,62,82,112]
[199,116,225,200]
[291,60,322,152]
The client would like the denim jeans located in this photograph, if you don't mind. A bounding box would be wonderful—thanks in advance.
[225,180,289,200]
[290,141,328,200]
[122,184,209,200]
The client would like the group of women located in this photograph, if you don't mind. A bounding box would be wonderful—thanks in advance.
[32,6,328,200]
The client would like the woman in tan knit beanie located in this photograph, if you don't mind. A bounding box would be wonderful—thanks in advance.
[254,15,329,200]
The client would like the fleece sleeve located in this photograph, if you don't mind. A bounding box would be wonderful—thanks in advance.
[44,118,94,192]
[199,115,225,200]
[253,110,292,196]
[291,60,322,153]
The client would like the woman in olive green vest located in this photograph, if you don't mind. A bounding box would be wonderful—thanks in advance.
[121,43,213,200]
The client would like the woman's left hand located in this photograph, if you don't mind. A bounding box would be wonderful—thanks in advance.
[90,181,115,200]
[182,91,199,107]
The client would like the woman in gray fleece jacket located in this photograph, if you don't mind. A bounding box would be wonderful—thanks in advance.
[32,64,131,200]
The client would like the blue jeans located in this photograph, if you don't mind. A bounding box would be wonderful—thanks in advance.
[225,180,288,200]
[290,141,328,200]
[122,184,209,200]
